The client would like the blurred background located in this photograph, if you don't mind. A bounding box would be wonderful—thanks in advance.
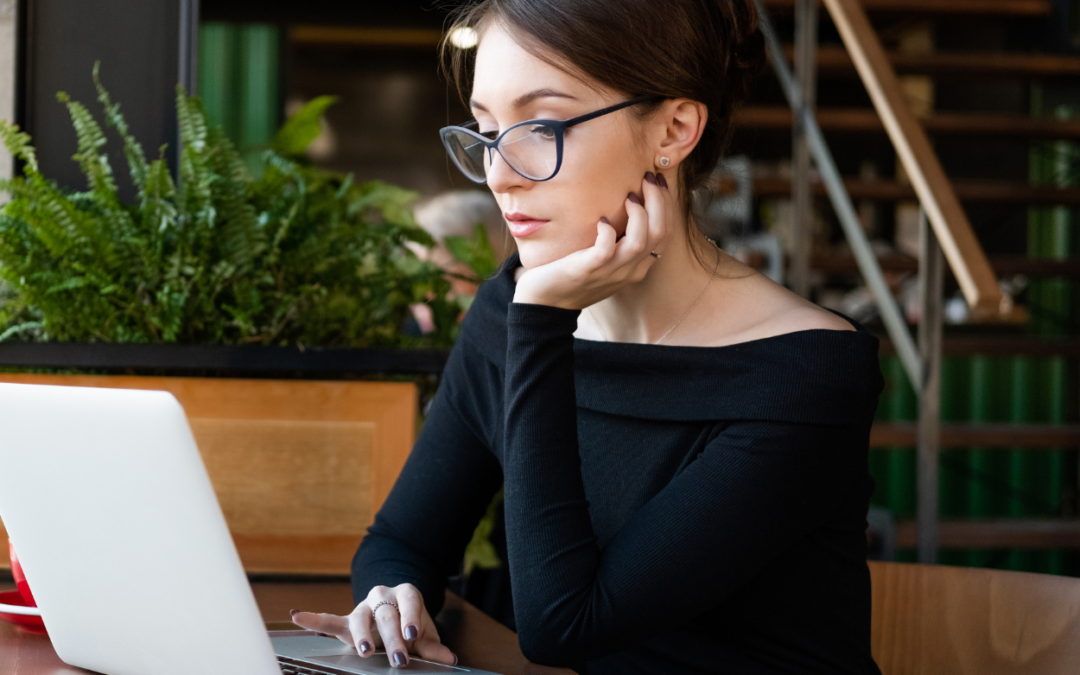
[0,0,1077,591]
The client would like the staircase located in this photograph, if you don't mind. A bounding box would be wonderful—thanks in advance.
[734,0,1079,567]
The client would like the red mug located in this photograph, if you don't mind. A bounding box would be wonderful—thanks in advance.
[8,541,37,608]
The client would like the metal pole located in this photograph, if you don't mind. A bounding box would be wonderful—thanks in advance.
[791,0,818,299]
[753,0,922,386]
[917,208,942,564]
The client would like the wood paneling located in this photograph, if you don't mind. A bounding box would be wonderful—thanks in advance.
[894,520,1080,549]
[870,422,1080,448]
[764,0,1053,15]
[0,374,417,575]
[735,107,1080,139]
[868,561,1080,674]
[779,45,1080,78]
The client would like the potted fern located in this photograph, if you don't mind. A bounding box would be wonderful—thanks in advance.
[0,66,488,374]
[0,68,501,575]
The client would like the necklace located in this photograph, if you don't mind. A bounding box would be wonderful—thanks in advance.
[587,239,721,345]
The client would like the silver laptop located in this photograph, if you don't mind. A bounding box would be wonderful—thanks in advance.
[0,383,499,675]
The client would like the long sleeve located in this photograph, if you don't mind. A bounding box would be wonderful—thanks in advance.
[503,302,870,666]
[352,342,504,616]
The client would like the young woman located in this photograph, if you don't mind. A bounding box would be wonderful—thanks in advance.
[293,1,884,673]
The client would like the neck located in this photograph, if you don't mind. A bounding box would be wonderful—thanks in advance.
[588,213,720,344]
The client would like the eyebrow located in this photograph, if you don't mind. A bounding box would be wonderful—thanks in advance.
[470,88,578,113]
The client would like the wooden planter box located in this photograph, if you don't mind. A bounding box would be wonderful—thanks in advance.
[0,344,450,576]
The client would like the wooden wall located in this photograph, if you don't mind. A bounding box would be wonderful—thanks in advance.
[0,374,417,575]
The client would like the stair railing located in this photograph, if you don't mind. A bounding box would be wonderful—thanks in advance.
[752,0,1006,563]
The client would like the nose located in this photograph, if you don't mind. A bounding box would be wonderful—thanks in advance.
[485,147,530,194]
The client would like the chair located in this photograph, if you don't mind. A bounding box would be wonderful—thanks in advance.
[0,374,417,576]
[869,561,1080,674]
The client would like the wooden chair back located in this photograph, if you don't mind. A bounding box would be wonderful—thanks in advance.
[0,374,417,576]
[869,560,1080,675]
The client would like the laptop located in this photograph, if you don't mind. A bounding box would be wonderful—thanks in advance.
[0,383,500,675]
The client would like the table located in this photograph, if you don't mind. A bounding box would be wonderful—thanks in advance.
[0,580,575,675]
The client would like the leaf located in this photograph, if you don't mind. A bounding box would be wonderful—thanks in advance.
[271,96,339,157]
[444,223,497,280]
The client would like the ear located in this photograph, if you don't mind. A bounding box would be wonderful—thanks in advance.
[652,99,707,171]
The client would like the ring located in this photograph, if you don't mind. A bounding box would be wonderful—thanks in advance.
[370,600,399,620]
[650,251,661,258]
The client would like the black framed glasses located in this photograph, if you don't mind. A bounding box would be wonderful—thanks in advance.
[439,95,656,184]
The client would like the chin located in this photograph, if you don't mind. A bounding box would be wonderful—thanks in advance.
[514,239,580,270]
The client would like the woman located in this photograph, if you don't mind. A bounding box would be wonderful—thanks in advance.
[293,1,884,672]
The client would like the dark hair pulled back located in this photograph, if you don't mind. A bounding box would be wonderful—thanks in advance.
[442,0,765,211]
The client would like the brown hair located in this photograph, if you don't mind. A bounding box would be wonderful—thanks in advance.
[441,0,765,261]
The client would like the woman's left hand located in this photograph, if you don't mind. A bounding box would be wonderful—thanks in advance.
[513,171,673,310]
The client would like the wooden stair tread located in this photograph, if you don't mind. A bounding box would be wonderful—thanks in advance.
[805,251,1080,277]
[779,45,1080,78]
[895,519,1080,549]
[733,176,1080,206]
[876,335,1080,358]
[870,422,1080,448]
[763,0,1052,15]
[734,107,1080,139]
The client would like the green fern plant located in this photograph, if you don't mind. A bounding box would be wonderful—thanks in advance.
[0,65,483,348]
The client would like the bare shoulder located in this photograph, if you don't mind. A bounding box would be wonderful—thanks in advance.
[771,303,857,335]
[704,273,856,347]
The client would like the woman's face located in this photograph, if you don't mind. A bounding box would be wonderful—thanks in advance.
[470,23,658,269]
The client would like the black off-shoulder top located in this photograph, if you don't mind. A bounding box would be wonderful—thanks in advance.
[353,252,884,675]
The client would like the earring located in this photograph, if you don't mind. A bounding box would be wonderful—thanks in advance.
[659,156,671,167]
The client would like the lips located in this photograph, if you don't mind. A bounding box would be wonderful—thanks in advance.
[504,212,549,238]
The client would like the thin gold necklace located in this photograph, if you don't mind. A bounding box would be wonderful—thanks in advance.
[587,240,721,346]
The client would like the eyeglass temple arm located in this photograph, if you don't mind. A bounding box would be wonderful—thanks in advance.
[562,94,658,129]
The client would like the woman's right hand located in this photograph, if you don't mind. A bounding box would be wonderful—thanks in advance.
[290,583,457,668]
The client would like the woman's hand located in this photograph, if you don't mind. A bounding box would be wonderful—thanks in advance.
[290,583,456,668]
[513,171,673,310]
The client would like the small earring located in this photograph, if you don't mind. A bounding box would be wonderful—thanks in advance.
[659,156,671,167]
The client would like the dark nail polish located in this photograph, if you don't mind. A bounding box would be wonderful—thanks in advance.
[627,192,641,205]
[657,173,669,189]
[599,216,610,224]
[289,609,299,617]
[404,624,418,640]
[644,171,657,185]
[359,641,373,654]
[393,651,407,667]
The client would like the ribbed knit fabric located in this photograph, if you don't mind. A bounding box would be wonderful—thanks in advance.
[353,253,885,675]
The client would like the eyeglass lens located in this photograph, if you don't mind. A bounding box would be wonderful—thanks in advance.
[445,122,559,182]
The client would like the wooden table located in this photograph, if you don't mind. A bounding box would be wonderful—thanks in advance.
[0,580,574,675]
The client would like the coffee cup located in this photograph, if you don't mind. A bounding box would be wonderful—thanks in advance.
[9,541,37,608]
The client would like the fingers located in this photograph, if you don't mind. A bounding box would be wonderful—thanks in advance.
[614,190,649,268]
[641,170,672,256]
[347,608,378,657]
[412,614,457,666]
[290,610,350,643]
[372,601,410,668]
[395,585,423,646]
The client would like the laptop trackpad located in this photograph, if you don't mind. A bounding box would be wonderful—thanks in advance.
[309,653,461,674]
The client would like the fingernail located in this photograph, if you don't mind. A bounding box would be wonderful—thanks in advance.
[657,173,669,189]
[393,651,407,667]
[404,624,418,640]
[359,641,373,654]
[599,216,610,224]
[289,609,299,617]
[627,192,641,205]
[644,171,657,185]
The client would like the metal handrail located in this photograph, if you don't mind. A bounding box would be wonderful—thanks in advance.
[752,0,922,386]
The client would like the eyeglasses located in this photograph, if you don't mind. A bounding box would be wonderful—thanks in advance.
[439,95,656,184]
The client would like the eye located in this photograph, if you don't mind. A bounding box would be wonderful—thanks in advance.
[480,129,498,140]
[530,125,556,140]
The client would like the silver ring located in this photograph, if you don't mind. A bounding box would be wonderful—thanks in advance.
[370,600,399,620]
[650,251,660,258]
